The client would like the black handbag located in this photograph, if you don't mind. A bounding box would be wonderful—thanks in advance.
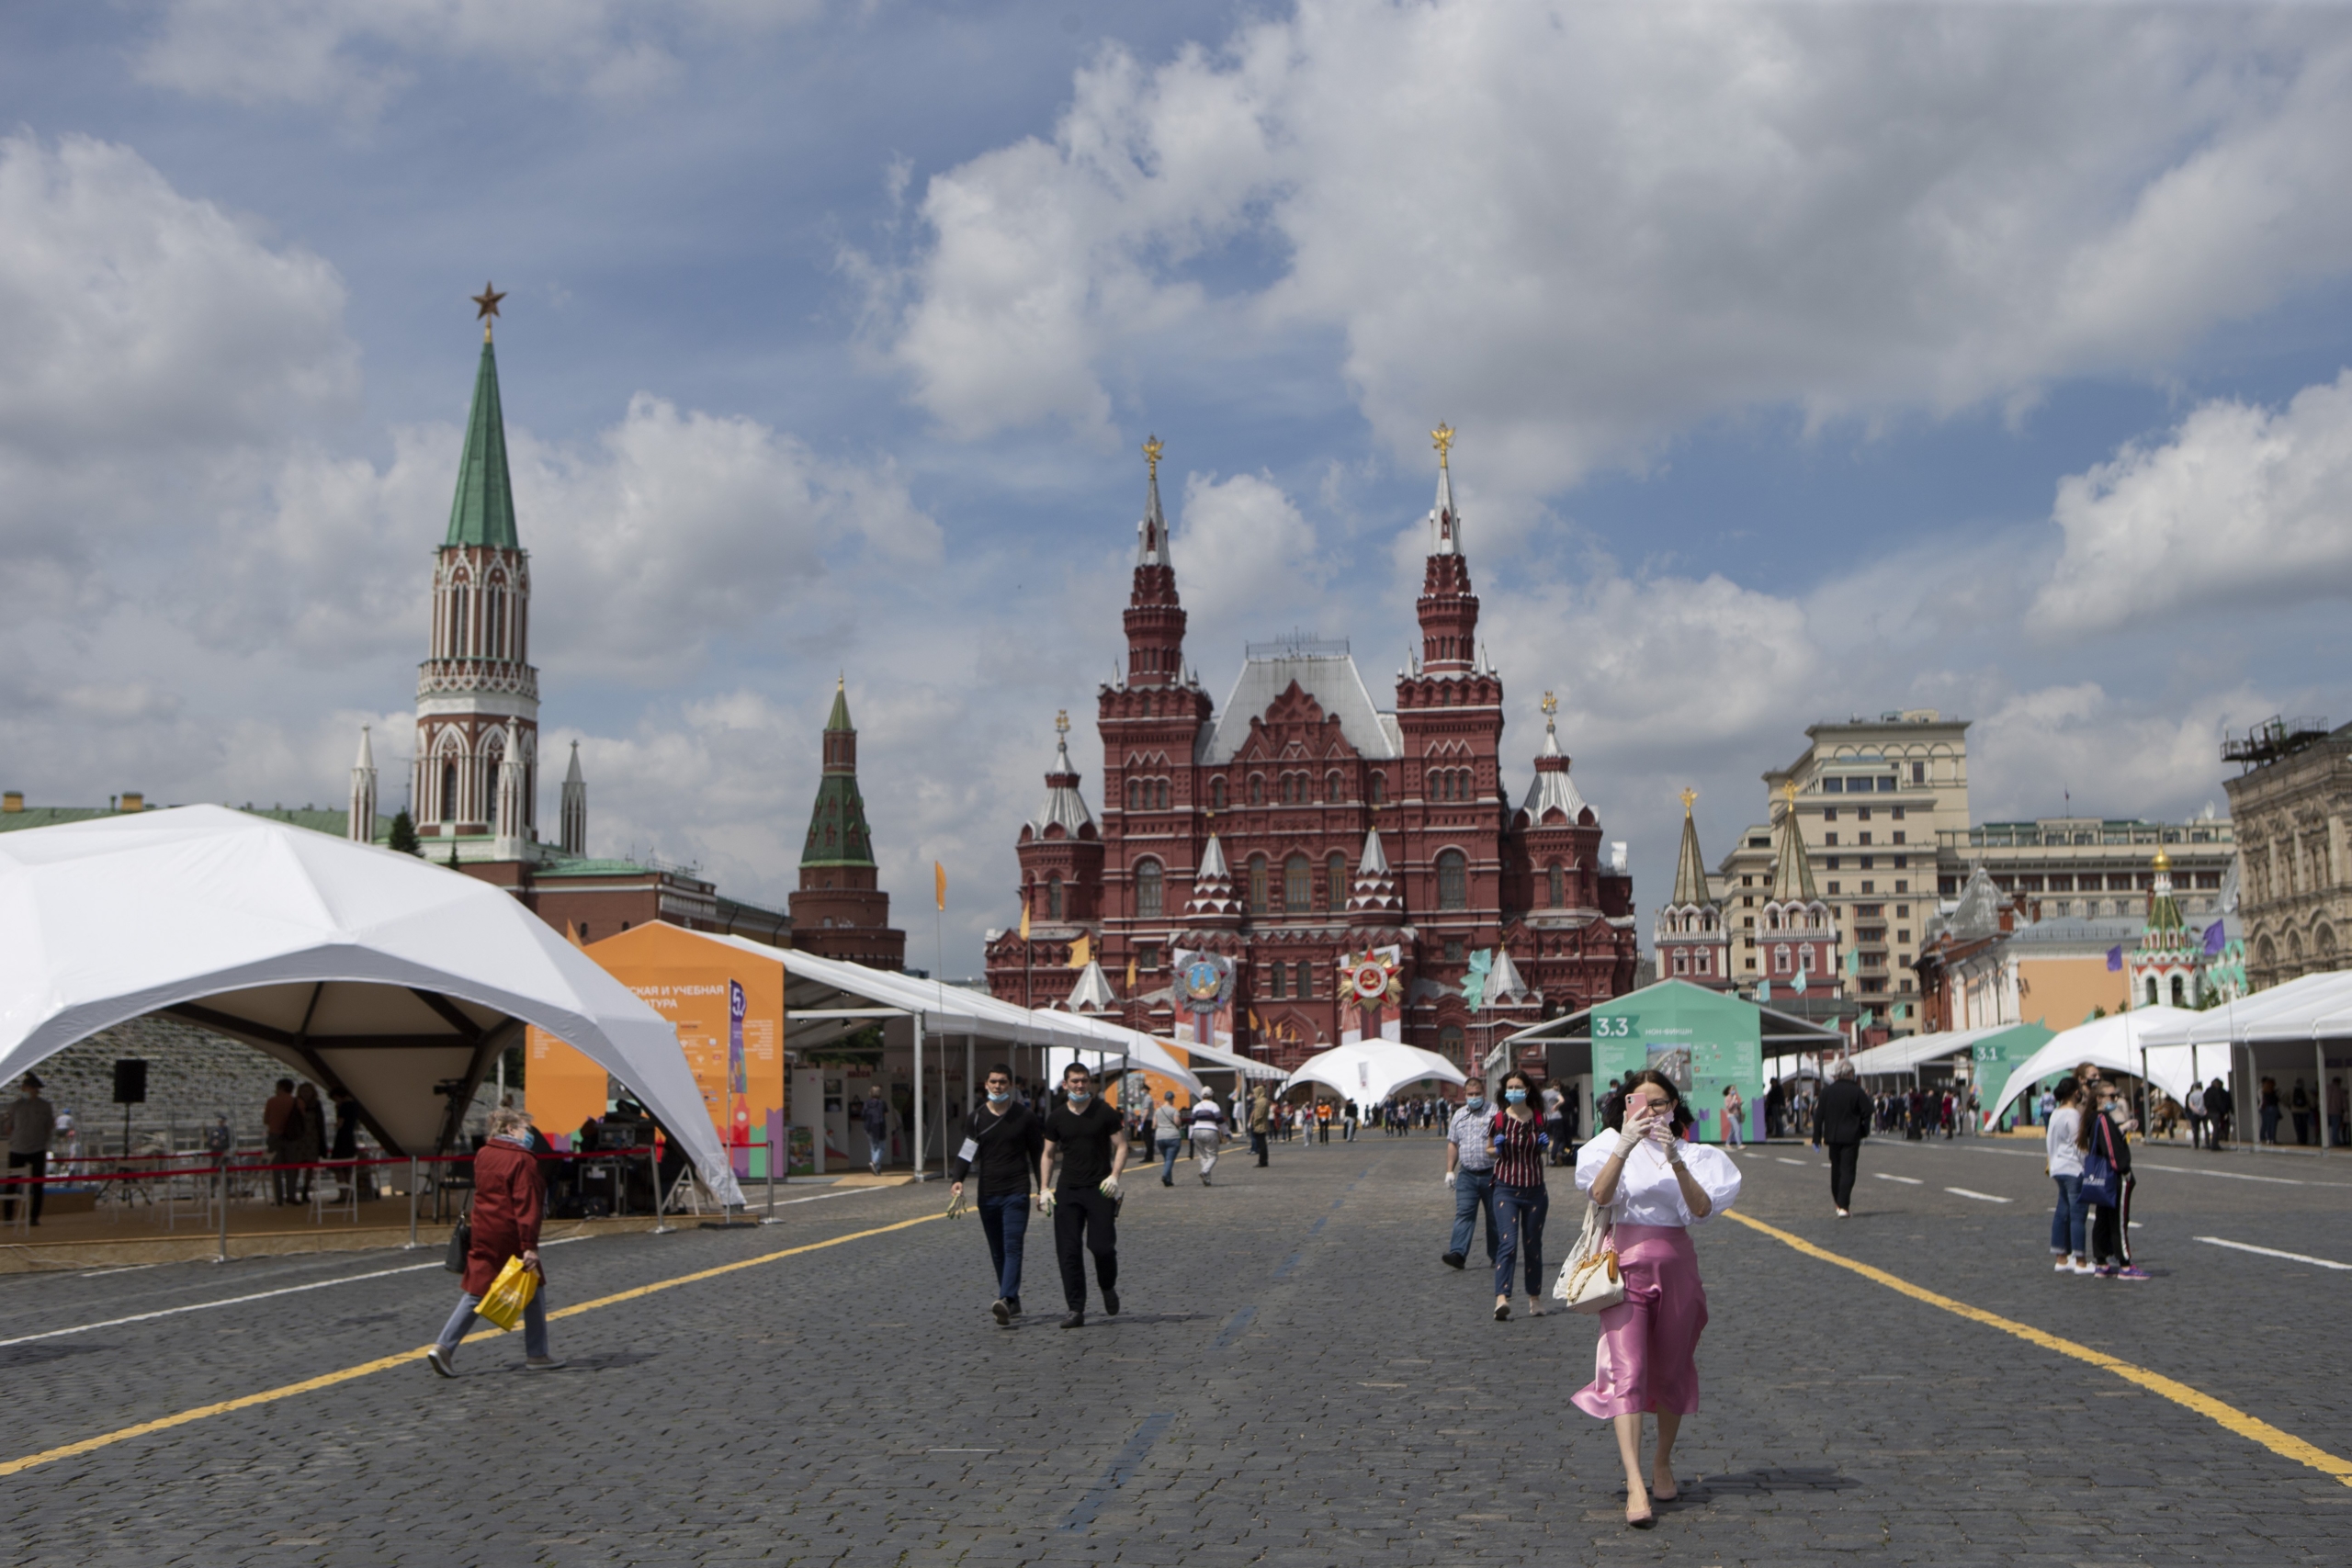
[444,1195,473,1273]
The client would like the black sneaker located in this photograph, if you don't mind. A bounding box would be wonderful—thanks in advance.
[1005,1297,1022,1318]
[1102,1287,1121,1316]
[1059,1311,1086,1329]
[991,1298,1012,1326]
[1442,1251,1466,1269]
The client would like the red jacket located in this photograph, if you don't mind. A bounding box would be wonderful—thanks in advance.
[462,1138,545,1296]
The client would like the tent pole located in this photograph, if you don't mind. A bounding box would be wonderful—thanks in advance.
[216,1159,230,1264]
[913,1010,927,1181]
[2318,1041,2331,1149]
[406,1156,420,1249]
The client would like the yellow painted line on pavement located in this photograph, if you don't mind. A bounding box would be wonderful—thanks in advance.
[1724,1211,2352,1487]
[0,1213,942,1479]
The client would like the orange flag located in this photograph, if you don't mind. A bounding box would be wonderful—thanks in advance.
[933,861,947,911]
[1068,933,1092,968]
[1019,900,1031,942]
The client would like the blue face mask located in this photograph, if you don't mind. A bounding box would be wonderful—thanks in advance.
[1066,1089,1092,1106]
[987,1089,1011,1104]
[1464,1094,1485,1109]
[1505,1089,1528,1106]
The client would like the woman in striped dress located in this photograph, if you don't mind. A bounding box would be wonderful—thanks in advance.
[1488,1068,1551,1321]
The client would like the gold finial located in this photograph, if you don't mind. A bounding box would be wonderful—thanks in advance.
[1540,691,1557,726]
[1680,786,1698,817]
[1143,435,1163,480]
[471,281,506,342]
[1431,423,1455,468]
[837,671,844,691]
[1056,709,1069,736]
[1780,780,1800,807]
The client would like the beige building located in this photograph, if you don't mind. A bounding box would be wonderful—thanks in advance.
[1714,711,1972,1007]
[1936,814,2233,919]
[2222,716,2352,988]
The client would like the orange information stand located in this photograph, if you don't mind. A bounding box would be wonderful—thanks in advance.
[526,923,787,1178]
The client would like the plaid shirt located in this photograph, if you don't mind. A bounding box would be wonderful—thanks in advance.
[1445,1104,1496,1172]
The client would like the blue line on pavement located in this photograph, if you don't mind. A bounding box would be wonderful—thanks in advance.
[1060,1412,1176,1530]
[1273,1251,1304,1279]
[1212,1304,1257,1349]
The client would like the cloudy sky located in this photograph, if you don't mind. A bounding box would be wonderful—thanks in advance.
[6,1,2352,975]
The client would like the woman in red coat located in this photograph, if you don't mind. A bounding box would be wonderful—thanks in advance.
[427,1107,561,1375]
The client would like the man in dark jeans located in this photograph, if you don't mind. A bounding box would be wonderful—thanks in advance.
[3,1075,56,1226]
[1038,1061,1129,1328]
[948,1065,1045,1326]
[1813,1060,1871,1217]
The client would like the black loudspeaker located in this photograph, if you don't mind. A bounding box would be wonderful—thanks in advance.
[113,1058,149,1105]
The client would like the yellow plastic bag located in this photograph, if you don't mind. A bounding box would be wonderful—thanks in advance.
[476,1255,538,1332]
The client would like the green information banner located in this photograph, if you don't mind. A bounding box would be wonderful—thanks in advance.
[1969,1022,2054,1129]
[1591,980,1763,1144]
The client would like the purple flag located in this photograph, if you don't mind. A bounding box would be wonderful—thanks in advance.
[2202,921,2227,957]
[2105,945,2123,972]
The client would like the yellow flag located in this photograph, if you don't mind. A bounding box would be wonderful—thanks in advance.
[1019,900,1031,941]
[933,861,947,911]
[1125,958,1137,990]
[1069,933,1092,969]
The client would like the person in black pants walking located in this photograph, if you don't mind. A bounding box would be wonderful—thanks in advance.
[949,1065,1046,1326]
[1039,1062,1129,1328]
[1812,1060,1871,1217]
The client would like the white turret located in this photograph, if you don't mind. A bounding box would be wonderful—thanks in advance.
[347,726,378,844]
[492,717,528,858]
[560,739,587,857]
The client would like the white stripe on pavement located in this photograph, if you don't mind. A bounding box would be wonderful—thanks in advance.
[1944,1187,2012,1203]
[1776,1157,1811,1167]
[1873,1173,1923,1185]
[2195,1235,2352,1271]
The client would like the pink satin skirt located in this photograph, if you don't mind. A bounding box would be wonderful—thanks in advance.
[1570,1224,1708,1419]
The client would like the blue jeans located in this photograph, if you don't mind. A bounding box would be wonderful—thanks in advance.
[1493,1182,1549,1299]
[436,1283,549,1360]
[978,1192,1029,1303]
[2050,1174,2086,1258]
[1449,1168,1498,1262]
[1159,1138,1182,1182]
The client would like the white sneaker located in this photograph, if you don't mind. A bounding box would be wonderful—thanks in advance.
[2053,1258,2075,1272]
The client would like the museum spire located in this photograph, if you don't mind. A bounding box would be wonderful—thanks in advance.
[1125,434,1188,687]
[1416,423,1479,674]
[446,295,519,550]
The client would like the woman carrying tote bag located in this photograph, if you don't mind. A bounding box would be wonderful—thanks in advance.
[1571,1070,1742,1529]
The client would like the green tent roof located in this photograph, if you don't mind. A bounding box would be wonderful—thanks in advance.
[446,339,519,549]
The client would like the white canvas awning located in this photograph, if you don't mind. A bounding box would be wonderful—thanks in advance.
[1847,1023,2018,1077]
[1283,1041,1466,1104]
[1983,1007,2206,1125]
[0,806,741,1204]
[2131,971,2352,1045]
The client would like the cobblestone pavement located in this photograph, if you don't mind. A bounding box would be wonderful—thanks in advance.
[0,1133,2347,1565]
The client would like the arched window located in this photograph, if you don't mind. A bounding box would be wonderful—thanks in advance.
[1295,960,1313,998]
[1047,874,1064,921]
[2169,975,2187,1006]
[1774,945,1792,975]
[1125,779,1138,810]
[1136,858,1164,919]
[1210,777,1227,811]
[1270,963,1287,1000]
[2144,976,2158,1007]
[1157,779,1170,810]
[486,582,506,659]
[1369,773,1386,805]
[1438,1025,1465,1065]
[1437,849,1467,910]
[1326,771,1343,803]
[1250,775,1265,806]
[1548,863,1564,908]
[448,579,470,657]
[1248,855,1270,915]
[1327,852,1348,908]
[1285,853,1311,913]
[440,759,458,823]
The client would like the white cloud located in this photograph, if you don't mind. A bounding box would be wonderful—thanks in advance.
[1968,681,2267,824]
[1170,469,1324,652]
[2034,372,2352,633]
[135,0,823,115]
[871,2,2352,494]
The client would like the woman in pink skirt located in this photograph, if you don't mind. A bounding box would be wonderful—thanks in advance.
[1573,1069,1743,1528]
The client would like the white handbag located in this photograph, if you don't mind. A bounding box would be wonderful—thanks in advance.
[1552,1199,1625,1314]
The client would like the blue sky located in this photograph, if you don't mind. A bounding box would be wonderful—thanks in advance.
[5,2,2352,975]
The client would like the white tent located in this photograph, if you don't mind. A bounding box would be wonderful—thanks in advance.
[1283,1041,1466,1105]
[0,806,742,1204]
[1982,1007,2205,1126]
[1847,1022,2016,1077]
[1161,1032,1287,1080]
[2131,971,2352,1046]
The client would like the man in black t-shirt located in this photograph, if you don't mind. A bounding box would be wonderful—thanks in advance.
[1039,1061,1129,1328]
[948,1065,1046,1326]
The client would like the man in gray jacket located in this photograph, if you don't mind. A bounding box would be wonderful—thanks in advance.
[3,1075,57,1226]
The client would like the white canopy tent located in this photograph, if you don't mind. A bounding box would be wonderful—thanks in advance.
[1283,1041,1466,1105]
[2132,972,2352,1147]
[1982,1007,2206,1127]
[0,806,742,1203]
[1158,1033,1287,1081]
[1846,1022,2015,1078]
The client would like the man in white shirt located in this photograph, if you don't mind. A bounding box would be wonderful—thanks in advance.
[1188,1091,1226,1184]
[1152,1092,1185,1186]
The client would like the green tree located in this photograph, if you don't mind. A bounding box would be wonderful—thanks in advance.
[388,809,421,856]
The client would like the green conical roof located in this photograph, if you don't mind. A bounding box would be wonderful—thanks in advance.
[825,680,853,732]
[1770,796,1818,903]
[447,338,519,549]
[1671,804,1711,907]
[800,774,876,868]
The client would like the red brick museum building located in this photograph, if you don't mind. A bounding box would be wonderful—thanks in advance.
[984,436,1638,1071]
